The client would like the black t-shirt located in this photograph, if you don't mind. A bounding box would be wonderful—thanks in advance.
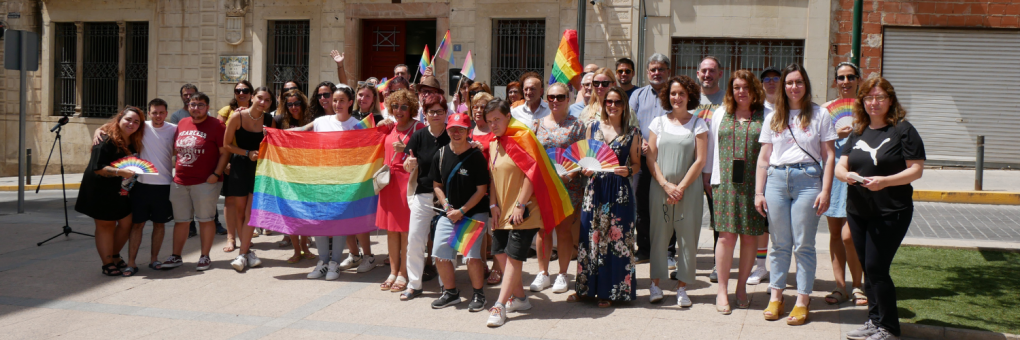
[405,128,451,194]
[273,114,300,129]
[353,110,384,124]
[842,121,926,216]
[429,145,490,216]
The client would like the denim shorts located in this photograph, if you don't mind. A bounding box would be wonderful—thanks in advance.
[432,212,489,261]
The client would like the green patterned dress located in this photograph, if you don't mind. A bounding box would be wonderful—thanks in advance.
[711,110,768,236]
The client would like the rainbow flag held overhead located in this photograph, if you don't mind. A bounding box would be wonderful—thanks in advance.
[376,77,390,92]
[498,118,574,233]
[418,45,432,75]
[250,127,386,236]
[447,217,485,254]
[461,51,476,80]
[548,29,582,87]
[434,30,453,62]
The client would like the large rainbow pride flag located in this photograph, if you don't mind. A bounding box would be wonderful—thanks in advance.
[249,127,386,236]
[548,29,582,88]
[499,118,574,232]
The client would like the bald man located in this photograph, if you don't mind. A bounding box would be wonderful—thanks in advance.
[583,63,599,73]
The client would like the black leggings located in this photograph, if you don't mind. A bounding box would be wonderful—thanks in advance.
[847,209,912,336]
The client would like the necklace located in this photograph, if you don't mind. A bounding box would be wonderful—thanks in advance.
[247,108,263,121]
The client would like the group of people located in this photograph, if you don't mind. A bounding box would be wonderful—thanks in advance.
[75,50,925,340]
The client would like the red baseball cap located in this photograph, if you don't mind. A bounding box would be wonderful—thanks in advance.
[447,113,471,130]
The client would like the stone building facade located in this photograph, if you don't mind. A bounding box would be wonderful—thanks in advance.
[1,0,838,176]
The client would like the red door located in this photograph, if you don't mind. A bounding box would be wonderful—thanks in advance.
[361,20,406,82]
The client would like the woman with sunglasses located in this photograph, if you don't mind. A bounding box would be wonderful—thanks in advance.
[570,87,639,308]
[218,80,254,124]
[270,89,315,261]
[645,75,708,307]
[706,70,768,314]
[578,68,618,123]
[308,81,337,120]
[755,63,837,325]
[822,62,866,308]
[375,90,424,292]
[529,82,585,294]
[223,87,276,271]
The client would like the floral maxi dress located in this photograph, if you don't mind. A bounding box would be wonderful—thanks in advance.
[575,122,638,302]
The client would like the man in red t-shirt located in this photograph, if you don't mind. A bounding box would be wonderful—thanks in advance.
[162,92,229,271]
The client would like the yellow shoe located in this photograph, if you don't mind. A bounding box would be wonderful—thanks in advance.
[786,305,809,325]
[763,300,784,320]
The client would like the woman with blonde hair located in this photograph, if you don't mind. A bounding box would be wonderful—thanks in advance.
[579,68,618,123]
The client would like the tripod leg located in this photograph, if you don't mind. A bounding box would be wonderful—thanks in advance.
[70,231,95,237]
[37,233,65,246]
[35,135,60,194]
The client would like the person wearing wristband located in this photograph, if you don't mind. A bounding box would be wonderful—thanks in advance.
[427,113,491,311]
[530,83,585,293]
[76,107,145,276]
[645,76,708,307]
[164,92,229,271]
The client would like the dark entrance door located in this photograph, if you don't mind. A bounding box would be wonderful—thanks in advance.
[360,19,437,83]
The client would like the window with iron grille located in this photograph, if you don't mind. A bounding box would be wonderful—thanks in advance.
[51,21,150,118]
[670,38,804,81]
[491,19,546,88]
[267,21,310,96]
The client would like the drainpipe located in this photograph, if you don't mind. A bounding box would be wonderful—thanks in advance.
[851,0,862,66]
[577,0,586,65]
[636,0,646,85]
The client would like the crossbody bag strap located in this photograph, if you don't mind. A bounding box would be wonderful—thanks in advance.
[445,148,480,196]
[787,124,822,165]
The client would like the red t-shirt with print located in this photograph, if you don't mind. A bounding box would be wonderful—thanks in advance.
[173,116,226,185]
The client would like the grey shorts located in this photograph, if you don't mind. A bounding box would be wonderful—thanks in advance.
[432,212,489,261]
[169,181,222,223]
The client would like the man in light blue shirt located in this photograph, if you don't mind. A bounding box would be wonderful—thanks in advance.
[569,72,593,118]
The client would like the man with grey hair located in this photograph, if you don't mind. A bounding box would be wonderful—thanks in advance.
[628,53,672,273]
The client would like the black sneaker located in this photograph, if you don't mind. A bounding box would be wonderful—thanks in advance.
[431,290,461,309]
[215,224,228,235]
[422,265,437,282]
[188,223,198,238]
[468,292,486,312]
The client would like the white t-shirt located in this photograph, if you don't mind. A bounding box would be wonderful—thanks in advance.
[510,101,551,130]
[312,114,360,132]
[759,104,838,165]
[138,121,177,185]
[648,115,709,146]
[764,100,775,116]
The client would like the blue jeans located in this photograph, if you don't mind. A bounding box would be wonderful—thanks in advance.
[765,163,822,295]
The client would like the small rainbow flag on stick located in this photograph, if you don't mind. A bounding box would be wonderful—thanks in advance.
[447,217,485,254]
[548,29,582,88]
[433,30,453,62]
[418,45,432,75]
[461,51,476,80]
[376,77,390,92]
[352,114,376,130]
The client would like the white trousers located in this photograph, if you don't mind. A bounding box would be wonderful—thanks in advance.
[405,193,435,290]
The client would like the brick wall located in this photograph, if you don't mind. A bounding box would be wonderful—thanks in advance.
[832,0,1020,79]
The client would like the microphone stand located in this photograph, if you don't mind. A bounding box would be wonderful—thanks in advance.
[37,119,93,246]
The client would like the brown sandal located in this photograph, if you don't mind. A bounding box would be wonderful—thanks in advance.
[852,288,868,306]
[389,276,408,292]
[380,274,396,291]
[222,238,237,252]
[598,299,611,308]
[486,268,503,285]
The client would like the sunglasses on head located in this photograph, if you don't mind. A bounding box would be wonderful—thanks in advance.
[836,75,859,82]
[469,91,480,99]
[617,69,633,75]
[546,94,568,102]
[592,80,612,88]
[234,88,253,95]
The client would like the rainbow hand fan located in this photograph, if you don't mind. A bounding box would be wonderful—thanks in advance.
[546,147,579,175]
[111,156,159,175]
[565,139,620,172]
[826,98,855,130]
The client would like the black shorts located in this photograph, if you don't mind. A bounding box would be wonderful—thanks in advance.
[131,183,174,224]
[491,228,540,262]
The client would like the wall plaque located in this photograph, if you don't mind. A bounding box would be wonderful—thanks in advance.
[219,56,249,83]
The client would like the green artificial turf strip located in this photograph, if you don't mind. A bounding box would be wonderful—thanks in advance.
[891,246,1020,334]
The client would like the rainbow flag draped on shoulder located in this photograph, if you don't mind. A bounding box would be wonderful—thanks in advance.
[250,127,386,236]
[498,118,574,232]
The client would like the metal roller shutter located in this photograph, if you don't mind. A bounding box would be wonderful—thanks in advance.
[882,27,1020,167]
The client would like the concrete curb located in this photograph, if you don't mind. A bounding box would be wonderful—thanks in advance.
[0,183,80,191]
[903,323,1020,340]
[914,190,1020,205]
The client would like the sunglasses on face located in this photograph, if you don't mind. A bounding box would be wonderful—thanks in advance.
[605,99,624,107]
[762,76,781,84]
[592,80,612,88]
[316,93,331,99]
[234,88,253,95]
[285,102,302,108]
[390,104,410,112]
[617,69,633,75]
[546,94,568,102]
[836,75,859,82]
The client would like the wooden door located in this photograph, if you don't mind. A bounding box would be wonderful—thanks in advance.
[361,20,406,82]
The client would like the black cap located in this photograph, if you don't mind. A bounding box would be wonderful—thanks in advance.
[760,66,780,79]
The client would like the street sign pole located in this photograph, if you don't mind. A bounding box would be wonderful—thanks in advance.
[18,31,28,213]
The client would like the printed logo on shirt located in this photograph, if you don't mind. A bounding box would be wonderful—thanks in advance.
[175,130,208,166]
[853,138,891,166]
[458,168,469,176]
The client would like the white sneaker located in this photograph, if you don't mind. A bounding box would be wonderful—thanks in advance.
[230,254,247,271]
[246,251,262,268]
[677,287,692,307]
[649,283,664,303]
[338,254,361,270]
[506,296,532,312]
[307,260,328,279]
[551,274,569,293]
[747,265,769,285]
[356,255,376,273]
[486,304,507,327]
[325,261,341,281]
[667,256,677,270]
[529,272,551,292]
